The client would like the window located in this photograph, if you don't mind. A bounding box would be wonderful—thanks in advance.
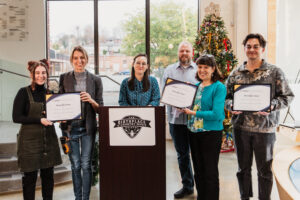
[47,1,94,76]
[98,0,145,77]
[47,0,199,105]
[150,0,198,84]
[47,0,199,76]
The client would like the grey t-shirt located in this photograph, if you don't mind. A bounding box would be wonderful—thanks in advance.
[73,71,87,127]
[74,71,87,92]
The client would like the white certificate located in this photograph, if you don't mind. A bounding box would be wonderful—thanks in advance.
[160,78,198,108]
[46,93,82,121]
[233,84,271,112]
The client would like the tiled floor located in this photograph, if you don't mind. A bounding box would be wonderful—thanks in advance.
[0,125,296,199]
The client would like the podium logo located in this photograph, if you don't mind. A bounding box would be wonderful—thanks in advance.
[113,115,151,138]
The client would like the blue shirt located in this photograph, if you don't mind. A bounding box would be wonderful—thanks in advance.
[162,62,198,124]
[118,76,160,106]
[188,81,226,131]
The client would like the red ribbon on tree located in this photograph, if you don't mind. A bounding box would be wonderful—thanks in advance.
[223,38,230,71]
[227,61,230,72]
[223,38,228,51]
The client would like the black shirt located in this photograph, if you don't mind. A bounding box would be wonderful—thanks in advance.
[12,85,46,124]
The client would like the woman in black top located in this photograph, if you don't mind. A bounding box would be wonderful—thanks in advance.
[13,59,62,200]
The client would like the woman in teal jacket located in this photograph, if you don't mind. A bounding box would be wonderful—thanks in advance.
[183,54,226,200]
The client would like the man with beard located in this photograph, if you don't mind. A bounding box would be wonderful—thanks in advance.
[225,33,294,200]
[162,41,197,198]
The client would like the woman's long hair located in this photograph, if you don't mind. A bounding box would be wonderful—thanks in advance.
[27,59,50,91]
[128,54,150,92]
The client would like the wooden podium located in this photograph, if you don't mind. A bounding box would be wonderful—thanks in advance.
[98,106,166,200]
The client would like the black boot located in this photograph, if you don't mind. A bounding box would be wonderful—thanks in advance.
[40,167,54,200]
[22,170,38,200]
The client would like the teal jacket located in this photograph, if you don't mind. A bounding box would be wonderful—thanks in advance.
[194,81,226,131]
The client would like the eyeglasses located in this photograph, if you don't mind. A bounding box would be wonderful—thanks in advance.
[245,45,261,50]
[135,61,147,66]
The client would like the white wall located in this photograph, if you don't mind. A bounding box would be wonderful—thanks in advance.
[277,0,300,83]
[0,0,46,66]
[234,0,249,64]
[249,0,268,37]
[0,0,45,121]
[249,0,268,60]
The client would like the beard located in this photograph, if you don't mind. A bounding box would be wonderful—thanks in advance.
[179,56,191,66]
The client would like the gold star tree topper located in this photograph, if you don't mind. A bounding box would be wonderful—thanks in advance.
[205,2,220,17]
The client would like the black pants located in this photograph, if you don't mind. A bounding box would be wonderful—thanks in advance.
[22,167,54,200]
[188,130,222,200]
[233,129,276,200]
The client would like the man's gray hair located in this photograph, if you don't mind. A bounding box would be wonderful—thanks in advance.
[178,41,193,51]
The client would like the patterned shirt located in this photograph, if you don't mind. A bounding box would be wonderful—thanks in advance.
[118,76,160,106]
[187,85,206,132]
[225,60,294,133]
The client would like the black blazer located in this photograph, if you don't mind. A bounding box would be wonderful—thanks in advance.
[59,70,103,135]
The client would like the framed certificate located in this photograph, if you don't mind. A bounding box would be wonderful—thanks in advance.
[233,84,271,112]
[46,93,82,121]
[160,78,198,108]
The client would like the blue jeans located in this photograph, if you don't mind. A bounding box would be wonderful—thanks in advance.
[66,126,95,200]
[169,123,194,190]
[233,129,276,200]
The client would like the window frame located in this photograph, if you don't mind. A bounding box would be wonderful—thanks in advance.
[46,0,200,75]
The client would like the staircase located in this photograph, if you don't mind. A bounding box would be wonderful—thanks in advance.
[0,121,72,194]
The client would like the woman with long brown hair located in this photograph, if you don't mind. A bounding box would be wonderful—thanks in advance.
[13,59,62,200]
[118,53,160,106]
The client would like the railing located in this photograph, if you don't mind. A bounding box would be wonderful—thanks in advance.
[295,69,300,84]
[50,75,121,86]
[99,75,121,86]
[0,67,122,107]
[0,68,30,79]
[0,68,121,86]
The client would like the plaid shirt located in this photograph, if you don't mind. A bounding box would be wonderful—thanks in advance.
[225,60,294,133]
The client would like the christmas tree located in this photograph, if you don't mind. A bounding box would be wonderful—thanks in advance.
[194,14,238,79]
[194,13,238,152]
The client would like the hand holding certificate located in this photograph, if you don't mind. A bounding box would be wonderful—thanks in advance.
[233,84,271,112]
[46,93,82,121]
[160,78,198,108]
